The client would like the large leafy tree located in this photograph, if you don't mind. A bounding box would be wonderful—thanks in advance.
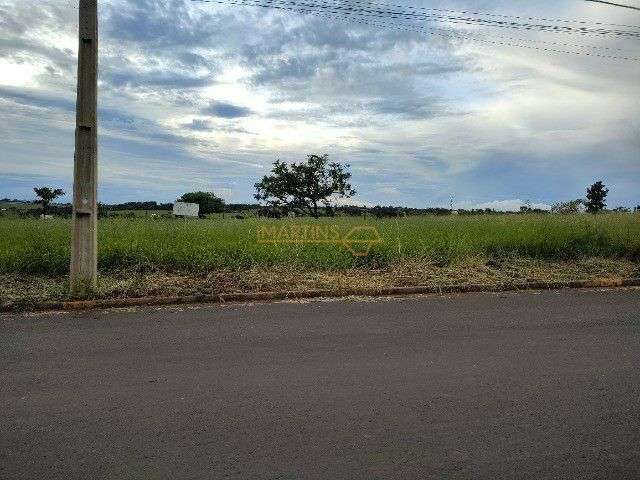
[179,192,225,214]
[254,154,355,218]
[34,187,65,215]
[585,181,609,214]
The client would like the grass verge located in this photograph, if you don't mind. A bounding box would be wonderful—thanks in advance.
[2,257,639,310]
[2,215,638,310]
[1,214,639,276]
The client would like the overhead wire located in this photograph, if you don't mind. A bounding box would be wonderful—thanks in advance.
[310,2,637,54]
[584,0,640,11]
[191,0,640,40]
[274,0,640,51]
[335,0,640,30]
[190,0,640,61]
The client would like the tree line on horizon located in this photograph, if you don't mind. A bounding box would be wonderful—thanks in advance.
[4,155,638,218]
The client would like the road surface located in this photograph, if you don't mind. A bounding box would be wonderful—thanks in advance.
[2,289,640,479]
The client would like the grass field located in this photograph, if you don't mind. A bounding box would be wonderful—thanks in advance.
[1,214,639,276]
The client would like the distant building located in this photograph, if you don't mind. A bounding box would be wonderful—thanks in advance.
[173,202,199,218]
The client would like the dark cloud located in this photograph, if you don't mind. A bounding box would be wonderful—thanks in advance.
[105,70,213,89]
[0,86,196,150]
[250,55,328,85]
[0,87,76,112]
[366,96,461,120]
[104,0,220,47]
[202,101,253,118]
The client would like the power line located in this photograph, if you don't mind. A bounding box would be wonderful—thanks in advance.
[302,0,640,38]
[355,12,638,56]
[335,10,640,60]
[584,0,640,11]
[288,0,640,38]
[291,3,636,55]
[340,0,640,30]
[191,0,640,62]
[200,0,640,50]
[191,0,640,40]
[267,0,640,38]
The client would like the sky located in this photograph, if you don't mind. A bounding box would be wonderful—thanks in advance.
[0,0,639,210]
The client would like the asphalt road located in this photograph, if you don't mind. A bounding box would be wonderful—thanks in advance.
[2,289,640,479]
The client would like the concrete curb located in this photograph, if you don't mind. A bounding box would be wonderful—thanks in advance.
[2,278,640,314]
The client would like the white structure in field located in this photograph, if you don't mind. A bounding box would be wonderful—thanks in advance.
[173,201,199,218]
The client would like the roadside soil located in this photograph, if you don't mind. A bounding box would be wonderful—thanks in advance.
[2,257,639,310]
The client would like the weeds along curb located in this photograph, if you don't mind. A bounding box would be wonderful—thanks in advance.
[2,278,640,314]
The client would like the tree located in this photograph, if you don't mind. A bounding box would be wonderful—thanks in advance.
[178,192,225,215]
[551,199,583,214]
[585,181,609,214]
[34,187,65,215]
[372,205,400,218]
[254,154,355,218]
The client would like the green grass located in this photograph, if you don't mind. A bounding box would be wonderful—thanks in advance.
[0,201,39,215]
[0,214,638,276]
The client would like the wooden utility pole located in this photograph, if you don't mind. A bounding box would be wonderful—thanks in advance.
[70,0,98,295]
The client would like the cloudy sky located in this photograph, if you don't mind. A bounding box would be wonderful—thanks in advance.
[1,0,639,210]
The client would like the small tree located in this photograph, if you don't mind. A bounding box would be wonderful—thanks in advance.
[34,187,65,215]
[585,181,609,214]
[254,154,355,218]
[178,192,225,215]
[551,199,583,214]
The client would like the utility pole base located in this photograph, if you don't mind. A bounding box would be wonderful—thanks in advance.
[70,212,98,296]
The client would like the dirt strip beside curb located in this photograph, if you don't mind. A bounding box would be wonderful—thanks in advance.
[2,277,640,314]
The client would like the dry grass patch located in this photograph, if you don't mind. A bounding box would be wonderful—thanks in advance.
[2,257,638,310]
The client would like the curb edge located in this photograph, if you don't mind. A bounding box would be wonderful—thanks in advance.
[3,278,640,314]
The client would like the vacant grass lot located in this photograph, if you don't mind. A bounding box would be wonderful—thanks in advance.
[1,214,639,276]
